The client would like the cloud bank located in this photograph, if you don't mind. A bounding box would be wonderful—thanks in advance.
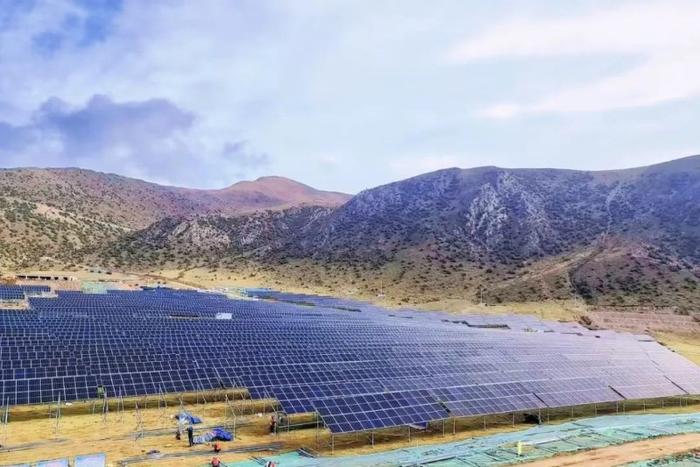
[0,95,269,187]
[449,0,700,118]
[0,0,698,191]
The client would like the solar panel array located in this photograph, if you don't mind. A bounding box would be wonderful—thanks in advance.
[20,285,52,296]
[0,285,26,300]
[1,287,699,434]
[0,284,51,300]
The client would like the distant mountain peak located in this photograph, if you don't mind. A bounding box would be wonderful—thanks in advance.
[254,175,297,182]
[225,175,313,191]
[0,166,350,229]
[218,175,351,208]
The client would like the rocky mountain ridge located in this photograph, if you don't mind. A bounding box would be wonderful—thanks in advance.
[100,156,700,308]
[2,157,699,308]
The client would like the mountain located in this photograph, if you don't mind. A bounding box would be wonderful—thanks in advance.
[0,168,350,268]
[217,176,350,211]
[101,156,700,308]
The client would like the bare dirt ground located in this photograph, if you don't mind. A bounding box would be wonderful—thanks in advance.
[522,433,700,466]
[3,398,699,466]
[588,308,700,336]
[0,401,530,466]
[0,397,285,467]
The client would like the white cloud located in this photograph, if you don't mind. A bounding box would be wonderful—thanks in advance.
[449,0,700,117]
[0,95,270,187]
[0,0,698,192]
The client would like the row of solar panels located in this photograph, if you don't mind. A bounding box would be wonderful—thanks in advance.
[1,288,699,434]
[0,370,225,404]
[0,284,51,300]
[247,290,593,334]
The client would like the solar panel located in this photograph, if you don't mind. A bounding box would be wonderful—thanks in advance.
[0,286,696,435]
[274,380,386,414]
[312,390,449,433]
[0,285,25,300]
[74,453,106,467]
[611,382,685,400]
[535,388,622,406]
[432,383,546,417]
[36,459,69,467]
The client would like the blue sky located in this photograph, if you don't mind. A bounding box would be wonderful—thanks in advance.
[0,0,698,193]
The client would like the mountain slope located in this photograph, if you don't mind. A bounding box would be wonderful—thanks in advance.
[101,156,700,308]
[0,168,350,268]
[0,168,350,228]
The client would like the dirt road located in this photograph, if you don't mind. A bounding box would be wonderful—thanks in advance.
[523,433,700,466]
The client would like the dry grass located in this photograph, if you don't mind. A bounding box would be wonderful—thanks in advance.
[151,268,586,322]
[410,299,586,322]
[655,332,700,365]
[0,396,282,467]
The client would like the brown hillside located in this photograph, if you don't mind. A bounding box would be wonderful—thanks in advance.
[100,155,700,309]
[0,167,350,268]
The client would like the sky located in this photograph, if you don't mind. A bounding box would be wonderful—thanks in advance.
[0,0,698,193]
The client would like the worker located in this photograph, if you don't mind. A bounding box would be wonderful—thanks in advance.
[187,424,194,447]
[213,441,221,453]
[211,457,221,467]
[176,415,185,440]
[269,415,276,434]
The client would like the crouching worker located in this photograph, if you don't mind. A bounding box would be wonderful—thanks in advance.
[213,441,222,453]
